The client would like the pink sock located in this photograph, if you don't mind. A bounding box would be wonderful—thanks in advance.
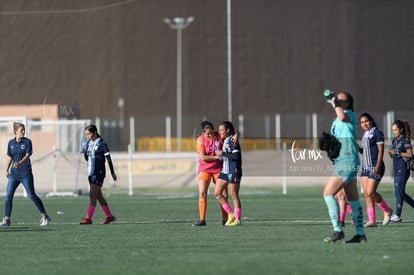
[86,205,96,219]
[346,204,352,214]
[339,210,346,223]
[221,203,233,214]
[377,199,391,213]
[234,208,242,220]
[101,205,113,217]
[367,207,376,223]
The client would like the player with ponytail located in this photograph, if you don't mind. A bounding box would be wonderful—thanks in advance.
[323,91,366,243]
[387,120,414,222]
[214,121,243,226]
[359,113,392,227]
[80,124,117,224]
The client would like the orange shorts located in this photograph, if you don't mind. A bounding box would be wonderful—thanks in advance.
[198,172,220,184]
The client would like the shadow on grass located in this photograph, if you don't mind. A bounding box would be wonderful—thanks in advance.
[0,226,53,232]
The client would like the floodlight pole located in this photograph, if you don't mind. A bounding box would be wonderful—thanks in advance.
[227,0,232,121]
[163,16,194,152]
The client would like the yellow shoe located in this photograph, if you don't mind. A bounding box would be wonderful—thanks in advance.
[225,213,235,226]
[227,219,241,226]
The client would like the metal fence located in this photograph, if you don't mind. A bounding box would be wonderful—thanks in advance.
[97,110,414,152]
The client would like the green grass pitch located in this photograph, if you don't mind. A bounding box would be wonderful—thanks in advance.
[1,184,414,275]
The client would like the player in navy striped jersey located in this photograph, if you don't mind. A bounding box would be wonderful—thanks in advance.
[80,125,117,225]
[359,113,392,227]
[214,121,243,226]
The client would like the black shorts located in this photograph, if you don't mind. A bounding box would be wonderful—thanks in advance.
[88,174,105,187]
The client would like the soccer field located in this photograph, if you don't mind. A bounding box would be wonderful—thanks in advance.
[1,185,413,275]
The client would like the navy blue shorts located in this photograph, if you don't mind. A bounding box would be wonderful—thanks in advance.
[218,172,241,184]
[360,166,384,181]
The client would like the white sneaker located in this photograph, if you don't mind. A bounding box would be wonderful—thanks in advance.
[40,215,51,226]
[390,214,402,223]
[0,217,11,226]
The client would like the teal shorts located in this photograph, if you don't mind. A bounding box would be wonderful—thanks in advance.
[333,163,359,184]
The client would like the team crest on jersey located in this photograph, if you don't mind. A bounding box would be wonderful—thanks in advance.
[21,145,26,150]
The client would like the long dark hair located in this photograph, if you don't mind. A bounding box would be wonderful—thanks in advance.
[85,124,101,138]
[339,91,354,111]
[220,121,235,136]
[393,119,411,139]
[200,121,214,131]
[359,112,377,128]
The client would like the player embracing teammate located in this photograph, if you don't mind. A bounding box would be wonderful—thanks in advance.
[214,121,243,226]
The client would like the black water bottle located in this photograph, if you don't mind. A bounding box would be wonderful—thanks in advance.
[323,89,335,99]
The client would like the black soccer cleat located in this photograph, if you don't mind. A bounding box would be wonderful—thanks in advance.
[192,220,206,226]
[345,234,367,244]
[324,231,344,243]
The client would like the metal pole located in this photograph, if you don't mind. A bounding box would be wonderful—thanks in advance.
[227,0,232,121]
[166,115,172,152]
[118,97,124,128]
[163,17,193,152]
[312,113,318,149]
[282,142,287,195]
[275,114,281,150]
[176,27,182,151]
[129,116,135,152]
[52,146,57,194]
[238,114,244,138]
[128,144,133,196]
